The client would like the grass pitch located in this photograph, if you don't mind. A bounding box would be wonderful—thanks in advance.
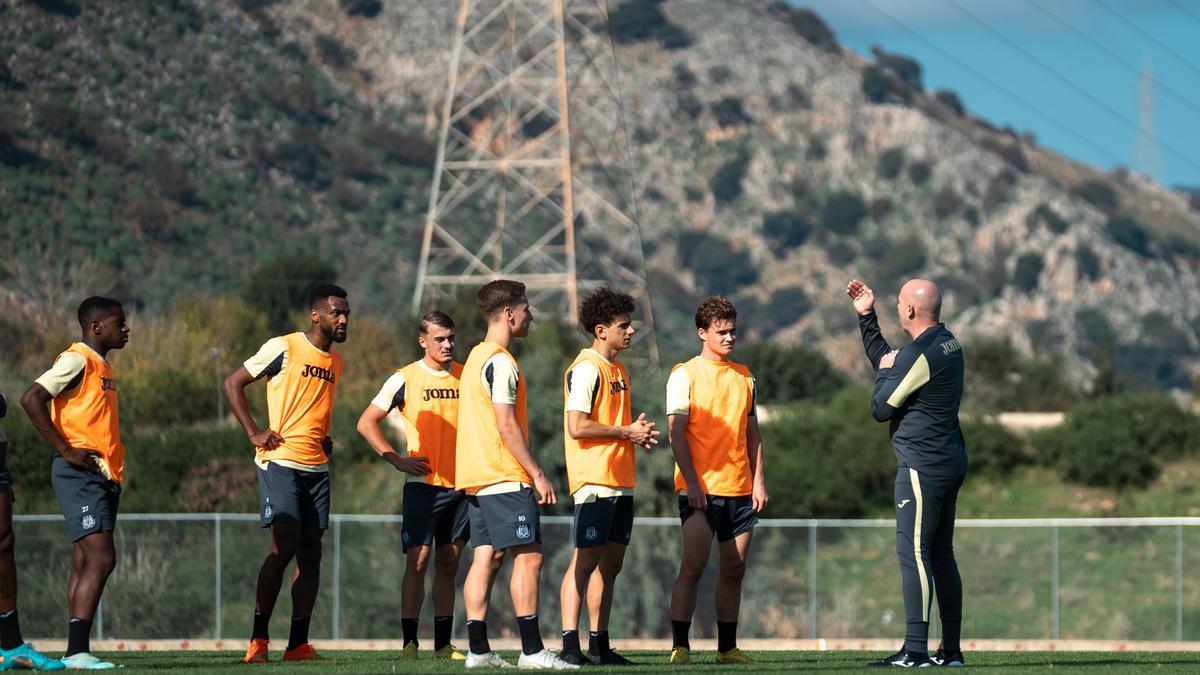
[88,650,1200,672]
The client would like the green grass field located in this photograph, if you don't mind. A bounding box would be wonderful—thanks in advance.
[81,650,1200,672]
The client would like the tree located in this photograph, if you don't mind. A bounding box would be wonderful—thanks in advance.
[244,255,338,333]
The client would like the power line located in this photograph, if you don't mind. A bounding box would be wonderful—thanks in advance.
[1094,0,1200,81]
[860,0,1130,169]
[943,0,1200,176]
[1024,0,1200,119]
[1165,0,1200,27]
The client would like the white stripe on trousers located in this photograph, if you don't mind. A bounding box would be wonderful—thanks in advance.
[909,467,930,622]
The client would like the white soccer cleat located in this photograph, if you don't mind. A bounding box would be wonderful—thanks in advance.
[517,649,580,670]
[466,650,515,668]
[60,652,118,670]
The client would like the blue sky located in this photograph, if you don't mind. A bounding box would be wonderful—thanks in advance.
[792,0,1200,188]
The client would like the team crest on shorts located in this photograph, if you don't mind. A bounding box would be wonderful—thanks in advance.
[585,526,598,541]
[263,504,273,519]
[81,514,95,530]
[402,530,411,545]
[516,524,531,540]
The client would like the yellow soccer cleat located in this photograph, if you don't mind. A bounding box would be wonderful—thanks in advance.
[716,647,752,664]
[400,642,418,659]
[433,644,467,661]
[668,646,690,664]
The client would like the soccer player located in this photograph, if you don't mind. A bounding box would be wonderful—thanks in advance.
[20,296,130,670]
[0,390,65,671]
[558,287,658,666]
[455,280,575,670]
[356,310,468,661]
[846,278,967,668]
[223,284,349,664]
[666,296,767,666]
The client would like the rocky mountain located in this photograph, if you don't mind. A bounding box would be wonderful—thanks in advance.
[4,0,1199,390]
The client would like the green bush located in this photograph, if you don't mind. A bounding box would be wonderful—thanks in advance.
[711,97,752,128]
[861,65,902,104]
[744,286,811,334]
[1072,179,1118,213]
[739,342,847,404]
[961,419,1026,477]
[760,388,894,518]
[1012,253,1042,292]
[876,147,905,179]
[869,197,893,221]
[1107,215,1152,257]
[932,187,961,219]
[1075,244,1101,280]
[121,367,217,428]
[822,190,866,235]
[1027,204,1069,234]
[768,2,838,52]
[709,153,750,205]
[983,171,1016,210]
[315,33,356,69]
[243,254,338,333]
[935,89,964,115]
[806,135,827,160]
[907,159,931,185]
[339,0,382,18]
[871,46,922,90]
[609,0,692,49]
[761,210,812,249]
[875,235,926,283]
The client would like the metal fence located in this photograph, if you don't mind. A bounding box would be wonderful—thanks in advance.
[13,514,1200,642]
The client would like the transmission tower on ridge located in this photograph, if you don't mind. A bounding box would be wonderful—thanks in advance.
[413,0,659,366]
[1134,56,1162,183]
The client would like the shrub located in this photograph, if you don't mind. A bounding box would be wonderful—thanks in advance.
[876,147,905,179]
[271,125,328,184]
[329,179,368,211]
[907,159,931,185]
[1012,252,1042,292]
[1075,244,1101,280]
[243,254,338,333]
[315,33,356,69]
[768,2,838,52]
[932,187,961,219]
[980,136,1028,172]
[609,0,692,49]
[868,197,893,221]
[329,137,379,180]
[672,64,696,89]
[1028,204,1069,234]
[142,151,196,205]
[871,46,922,89]
[709,153,750,205]
[961,419,1026,477]
[121,366,215,427]
[806,135,827,160]
[708,65,732,84]
[875,235,926,283]
[822,190,866,235]
[711,97,752,128]
[744,286,812,334]
[761,210,812,249]
[29,0,81,17]
[785,83,811,109]
[36,101,97,149]
[1072,179,1118,213]
[677,231,758,295]
[675,92,703,120]
[339,0,382,18]
[964,206,980,226]
[983,170,1016,210]
[935,89,964,115]
[739,342,847,404]
[861,65,902,104]
[823,240,856,265]
[1107,215,1151,257]
[361,124,436,168]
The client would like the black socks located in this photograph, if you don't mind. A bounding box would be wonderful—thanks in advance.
[251,610,270,641]
[670,620,691,650]
[66,617,91,657]
[717,620,738,653]
[588,630,610,656]
[0,610,23,651]
[517,614,544,655]
[561,629,581,654]
[466,619,490,655]
[941,619,962,654]
[434,615,453,651]
[286,616,310,651]
[401,618,419,647]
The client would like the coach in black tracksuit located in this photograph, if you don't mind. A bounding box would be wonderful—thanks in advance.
[847,278,967,668]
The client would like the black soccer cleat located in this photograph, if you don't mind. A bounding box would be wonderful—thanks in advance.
[868,646,934,668]
[559,648,587,666]
[587,648,634,666]
[930,648,965,667]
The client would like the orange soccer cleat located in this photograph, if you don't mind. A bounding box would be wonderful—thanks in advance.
[282,643,325,662]
[242,638,269,663]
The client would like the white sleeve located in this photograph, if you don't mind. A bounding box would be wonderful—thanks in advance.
[370,372,407,412]
[565,361,601,415]
[665,368,691,416]
[243,336,289,379]
[483,353,520,406]
[34,352,87,397]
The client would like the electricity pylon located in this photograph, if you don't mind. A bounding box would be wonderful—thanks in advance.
[412,0,659,366]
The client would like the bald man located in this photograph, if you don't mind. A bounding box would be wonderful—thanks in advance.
[846,279,967,669]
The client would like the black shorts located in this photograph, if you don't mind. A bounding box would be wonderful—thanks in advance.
[0,446,11,493]
[402,482,469,552]
[467,487,541,551]
[257,462,331,530]
[677,494,758,542]
[52,455,120,542]
[573,495,634,548]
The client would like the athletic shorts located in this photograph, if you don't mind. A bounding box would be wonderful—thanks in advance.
[467,487,541,551]
[402,482,469,552]
[52,455,120,542]
[677,494,758,542]
[0,442,11,493]
[257,462,331,530]
[573,495,634,548]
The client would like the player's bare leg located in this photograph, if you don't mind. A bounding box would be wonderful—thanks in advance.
[509,543,542,616]
[715,531,751,622]
[431,540,464,617]
[291,528,324,618]
[254,521,300,614]
[589,542,627,633]
[401,545,432,619]
[0,490,17,615]
[464,545,504,621]
[69,532,115,621]
[560,547,603,632]
[669,513,712,624]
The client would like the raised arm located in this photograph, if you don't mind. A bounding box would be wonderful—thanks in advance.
[847,279,893,368]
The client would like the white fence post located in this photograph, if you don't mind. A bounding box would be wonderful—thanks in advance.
[1051,525,1060,641]
[1177,524,1184,641]
[809,522,817,640]
[332,518,342,640]
[214,514,222,640]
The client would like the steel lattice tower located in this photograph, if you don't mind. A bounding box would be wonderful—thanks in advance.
[413,0,659,366]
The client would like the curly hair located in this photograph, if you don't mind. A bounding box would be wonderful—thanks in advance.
[694,295,737,329]
[578,286,636,337]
